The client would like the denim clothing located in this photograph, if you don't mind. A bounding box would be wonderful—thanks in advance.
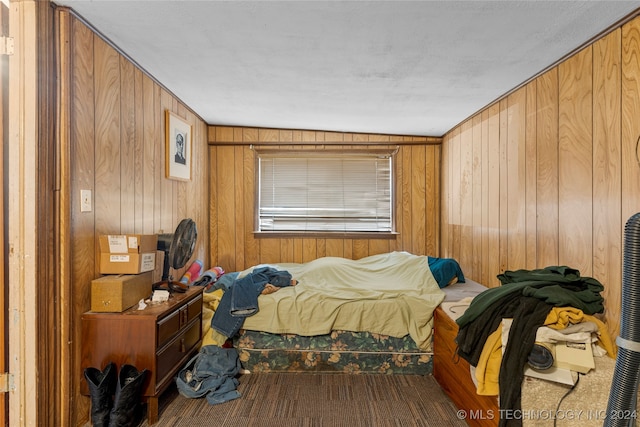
[175,345,242,405]
[204,272,239,293]
[211,266,293,337]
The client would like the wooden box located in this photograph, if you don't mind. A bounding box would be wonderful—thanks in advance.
[91,272,153,312]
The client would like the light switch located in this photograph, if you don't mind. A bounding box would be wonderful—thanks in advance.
[80,190,92,212]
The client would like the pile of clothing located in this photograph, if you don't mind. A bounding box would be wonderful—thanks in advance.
[177,265,297,406]
[455,266,616,427]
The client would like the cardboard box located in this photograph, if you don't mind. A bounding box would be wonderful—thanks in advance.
[91,272,153,312]
[554,340,595,374]
[99,234,157,274]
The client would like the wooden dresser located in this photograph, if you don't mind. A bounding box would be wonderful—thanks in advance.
[81,286,204,425]
[433,306,499,427]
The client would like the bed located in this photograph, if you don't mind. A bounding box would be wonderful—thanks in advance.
[199,251,467,375]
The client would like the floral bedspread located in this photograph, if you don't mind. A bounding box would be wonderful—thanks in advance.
[233,329,433,375]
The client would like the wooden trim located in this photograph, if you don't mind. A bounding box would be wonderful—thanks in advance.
[253,147,399,156]
[0,2,7,425]
[253,231,399,239]
[37,1,60,425]
[54,6,73,426]
[208,125,442,146]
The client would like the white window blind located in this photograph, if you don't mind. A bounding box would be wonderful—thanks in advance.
[257,151,394,233]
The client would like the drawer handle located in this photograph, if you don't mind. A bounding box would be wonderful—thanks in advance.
[180,309,188,326]
[180,338,186,353]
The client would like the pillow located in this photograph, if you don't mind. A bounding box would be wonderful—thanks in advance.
[427,257,466,288]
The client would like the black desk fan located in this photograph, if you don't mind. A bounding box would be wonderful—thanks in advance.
[152,218,197,293]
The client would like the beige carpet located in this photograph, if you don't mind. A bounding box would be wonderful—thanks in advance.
[521,356,630,427]
[141,373,467,426]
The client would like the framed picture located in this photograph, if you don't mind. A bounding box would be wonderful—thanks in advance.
[165,110,192,181]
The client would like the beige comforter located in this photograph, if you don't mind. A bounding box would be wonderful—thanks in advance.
[240,251,445,350]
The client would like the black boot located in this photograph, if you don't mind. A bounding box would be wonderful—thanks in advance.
[108,365,147,427]
[84,362,117,427]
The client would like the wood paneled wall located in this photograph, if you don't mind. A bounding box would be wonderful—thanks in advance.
[62,13,210,425]
[441,16,640,338]
[207,127,441,272]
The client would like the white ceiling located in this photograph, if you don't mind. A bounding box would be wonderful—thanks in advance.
[53,1,640,136]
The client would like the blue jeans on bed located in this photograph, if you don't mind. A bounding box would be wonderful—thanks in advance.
[211,266,293,337]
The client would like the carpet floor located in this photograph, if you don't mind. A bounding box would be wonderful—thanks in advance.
[140,373,467,427]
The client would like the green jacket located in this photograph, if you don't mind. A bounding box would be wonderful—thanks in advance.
[456,266,604,328]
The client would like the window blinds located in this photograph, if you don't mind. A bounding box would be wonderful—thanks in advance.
[257,151,394,232]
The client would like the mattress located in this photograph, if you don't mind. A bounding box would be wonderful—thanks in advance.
[233,277,488,375]
[440,278,488,322]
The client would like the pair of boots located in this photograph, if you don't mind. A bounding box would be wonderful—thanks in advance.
[84,362,147,427]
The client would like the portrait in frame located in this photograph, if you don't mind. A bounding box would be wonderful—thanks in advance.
[165,110,192,181]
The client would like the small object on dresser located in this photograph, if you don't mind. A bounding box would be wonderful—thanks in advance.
[152,290,170,303]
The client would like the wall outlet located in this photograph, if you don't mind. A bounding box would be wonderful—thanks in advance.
[80,190,92,212]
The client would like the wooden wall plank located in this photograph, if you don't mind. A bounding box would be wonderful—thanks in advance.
[411,145,426,254]
[459,121,473,274]
[558,47,593,276]
[593,28,622,339]
[233,145,245,268]
[498,99,508,274]
[506,88,526,271]
[536,70,559,267]
[243,146,259,267]
[217,145,236,271]
[426,145,439,255]
[69,16,95,423]
[209,145,218,268]
[451,128,462,263]
[440,135,450,259]
[93,36,121,234]
[159,90,174,234]
[401,144,412,254]
[471,115,482,279]
[133,68,144,233]
[119,57,135,233]
[622,19,640,238]
[486,103,501,287]
[480,109,490,285]
[525,80,538,270]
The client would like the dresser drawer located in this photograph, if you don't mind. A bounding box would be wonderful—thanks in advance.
[155,317,201,389]
[156,293,203,348]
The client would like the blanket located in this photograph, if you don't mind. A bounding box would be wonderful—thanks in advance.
[238,251,446,350]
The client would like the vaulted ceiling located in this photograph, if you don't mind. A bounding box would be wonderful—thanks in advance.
[53,1,640,136]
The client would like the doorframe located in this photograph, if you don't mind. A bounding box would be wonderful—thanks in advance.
[7,1,41,425]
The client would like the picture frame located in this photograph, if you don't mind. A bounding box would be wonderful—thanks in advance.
[165,110,192,181]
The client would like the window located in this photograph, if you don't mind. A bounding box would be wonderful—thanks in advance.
[256,149,395,234]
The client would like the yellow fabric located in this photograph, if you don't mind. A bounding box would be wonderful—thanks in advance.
[200,289,228,347]
[240,251,445,350]
[475,324,502,396]
[544,307,616,358]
